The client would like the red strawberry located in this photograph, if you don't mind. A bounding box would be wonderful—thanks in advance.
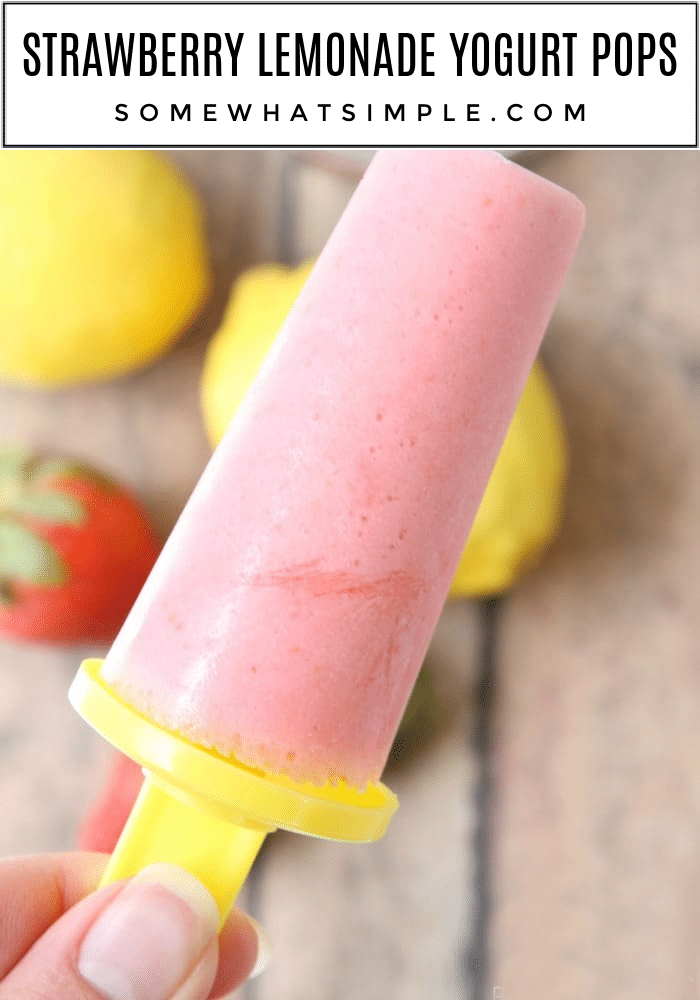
[77,751,144,852]
[0,448,161,642]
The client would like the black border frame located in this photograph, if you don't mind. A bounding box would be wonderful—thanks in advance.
[2,1,698,149]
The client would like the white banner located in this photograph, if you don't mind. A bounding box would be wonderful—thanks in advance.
[2,2,698,147]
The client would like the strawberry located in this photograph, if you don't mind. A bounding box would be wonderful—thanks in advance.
[0,448,161,643]
[77,751,144,852]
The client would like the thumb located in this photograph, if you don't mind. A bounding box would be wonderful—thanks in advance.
[2,863,229,1000]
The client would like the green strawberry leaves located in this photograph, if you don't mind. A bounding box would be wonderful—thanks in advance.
[0,447,98,599]
[0,449,34,477]
[30,457,117,495]
[10,490,84,525]
[0,448,90,527]
[0,520,68,588]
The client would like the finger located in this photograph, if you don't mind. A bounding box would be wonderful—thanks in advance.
[210,910,270,997]
[0,852,108,978]
[77,753,144,853]
[0,863,262,1000]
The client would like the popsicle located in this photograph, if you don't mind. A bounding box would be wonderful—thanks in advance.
[70,149,584,921]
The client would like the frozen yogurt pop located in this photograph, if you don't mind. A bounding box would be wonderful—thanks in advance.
[70,149,584,922]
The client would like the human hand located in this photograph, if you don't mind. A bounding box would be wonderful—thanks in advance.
[0,853,269,1000]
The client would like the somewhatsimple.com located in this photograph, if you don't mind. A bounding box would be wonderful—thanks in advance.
[113,100,587,124]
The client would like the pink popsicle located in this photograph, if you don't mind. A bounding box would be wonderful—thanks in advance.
[101,150,584,789]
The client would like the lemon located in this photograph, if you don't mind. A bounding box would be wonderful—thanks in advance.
[448,361,567,597]
[201,262,567,597]
[0,151,210,387]
[201,261,315,444]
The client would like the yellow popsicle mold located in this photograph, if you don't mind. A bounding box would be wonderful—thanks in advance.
[69,659,398,926]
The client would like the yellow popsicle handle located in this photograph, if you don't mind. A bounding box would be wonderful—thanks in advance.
[70,658,398,921]
[101,773,267,927]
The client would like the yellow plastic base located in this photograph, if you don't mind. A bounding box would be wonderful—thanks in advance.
[69,659,398,924]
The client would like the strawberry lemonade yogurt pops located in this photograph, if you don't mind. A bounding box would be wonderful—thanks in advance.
[70,150,584,922]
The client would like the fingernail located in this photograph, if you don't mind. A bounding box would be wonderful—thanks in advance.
[247,917,272,979]
[218,915,271,999]
[78,863,219,1000]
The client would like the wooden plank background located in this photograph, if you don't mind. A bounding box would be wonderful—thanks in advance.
[0,151,698,1000]
[490,152,700,1000]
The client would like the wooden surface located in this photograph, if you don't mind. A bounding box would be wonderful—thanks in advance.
[0,151,698,1000]
[490,152,700,1000]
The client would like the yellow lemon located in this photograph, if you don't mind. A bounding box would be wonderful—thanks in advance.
[201,261,315,444]
[202,262,568,597]
[0,151,210,387]
[449,361,567,597]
